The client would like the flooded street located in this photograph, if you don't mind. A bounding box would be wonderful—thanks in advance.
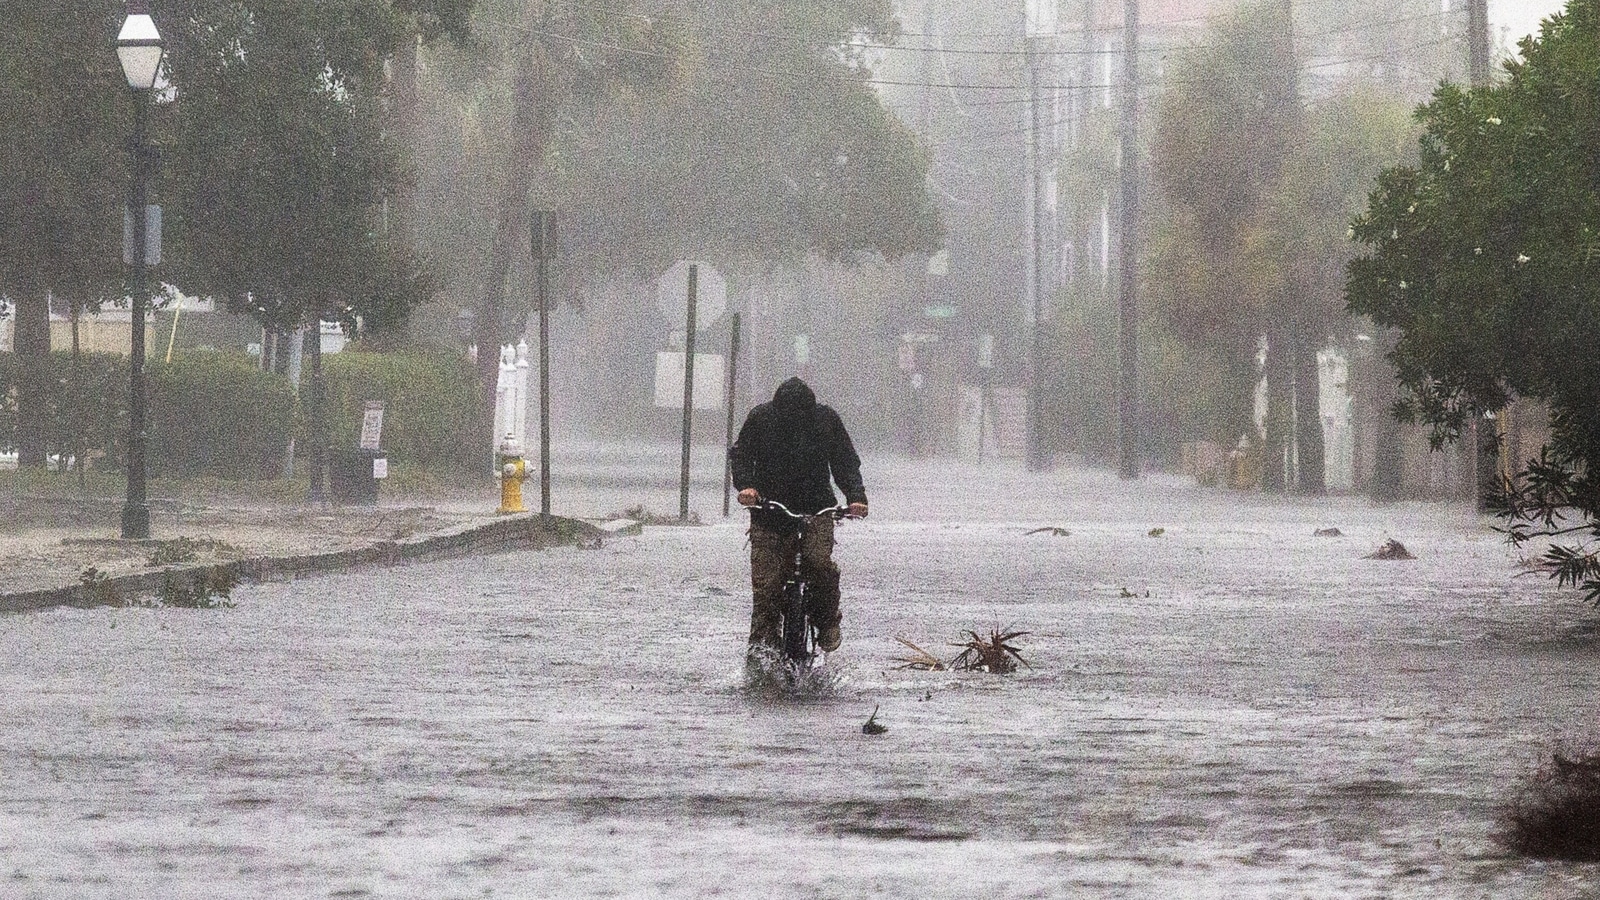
[3,449,1598,898]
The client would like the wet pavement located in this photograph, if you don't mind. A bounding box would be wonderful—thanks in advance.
[2,448,1598,898]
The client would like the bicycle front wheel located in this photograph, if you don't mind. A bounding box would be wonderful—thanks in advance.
[781,581,809,665]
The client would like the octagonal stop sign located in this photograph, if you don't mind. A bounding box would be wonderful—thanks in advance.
[656,260,727,331]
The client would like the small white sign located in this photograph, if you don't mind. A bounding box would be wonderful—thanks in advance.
[794,334,810,366]
[359,401,385,451]
[654,352,726,410]
[372,457,388,479]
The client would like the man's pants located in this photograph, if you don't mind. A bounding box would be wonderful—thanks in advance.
[748,518,840,649]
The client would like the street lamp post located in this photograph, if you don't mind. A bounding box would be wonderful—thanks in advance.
[116,2,164,540]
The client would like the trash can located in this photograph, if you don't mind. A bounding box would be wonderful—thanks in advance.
[329,448,386,505]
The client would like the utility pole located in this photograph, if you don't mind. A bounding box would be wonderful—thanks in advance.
[1115,0,1140,480]
[1467,0,1490,85]
[1024,0,1056,471]
[1467,0,1497,511]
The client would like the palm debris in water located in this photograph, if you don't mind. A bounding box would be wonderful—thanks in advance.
[951,627,1030,674]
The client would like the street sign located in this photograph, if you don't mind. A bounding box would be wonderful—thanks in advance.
[359,401,385,450]
[122,204,161,266]
[656,260,726,330]
[654,352,725,410]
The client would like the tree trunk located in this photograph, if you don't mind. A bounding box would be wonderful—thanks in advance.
[1292,334,1325,495]
[306,310,328,503]
[365,33,423,350]
[1372,394,1404,501]
[71,303,85,487]
[1261,327,1292,493]
[13,289,51,469]
[476,38,555,460]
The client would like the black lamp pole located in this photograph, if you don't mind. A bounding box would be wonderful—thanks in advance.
[116,1,163,540]
[122,94,152,539]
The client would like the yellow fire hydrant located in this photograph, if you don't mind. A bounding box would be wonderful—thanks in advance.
[497,435,528,515]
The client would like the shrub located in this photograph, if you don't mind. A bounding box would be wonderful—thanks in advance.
[1499,748,1600,860]
[323,351,480,474]
[149,352,295,479]
[0,351,129,470]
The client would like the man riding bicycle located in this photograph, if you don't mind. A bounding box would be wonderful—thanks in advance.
[731,377,869,655]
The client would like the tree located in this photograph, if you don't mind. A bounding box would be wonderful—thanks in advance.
[0,3,129,469]
[1243,89,1417,494]
[558,0,941,273]
[1346,1,1600,597]
[162,0,430,496]
[1149,3,1415,493]
[1148,2,1300,484]
[415,0,939,452]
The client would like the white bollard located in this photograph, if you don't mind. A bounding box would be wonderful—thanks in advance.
[494,344,515,453]
[514,339,530,449]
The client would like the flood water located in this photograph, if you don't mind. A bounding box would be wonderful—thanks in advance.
[2,450,1598,897]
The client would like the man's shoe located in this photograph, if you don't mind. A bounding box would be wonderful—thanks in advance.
[816,623,841,653]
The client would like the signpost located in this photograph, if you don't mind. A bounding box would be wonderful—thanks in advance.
[678,265,698,522]
[531,210,556,515]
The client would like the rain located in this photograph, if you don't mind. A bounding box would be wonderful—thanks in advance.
[1,0,1594,896]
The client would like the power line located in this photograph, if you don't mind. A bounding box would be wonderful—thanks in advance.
[937,35,1461,146]
[482,17,1460,98]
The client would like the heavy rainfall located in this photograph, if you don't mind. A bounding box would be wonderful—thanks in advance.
[0,0,1595,896]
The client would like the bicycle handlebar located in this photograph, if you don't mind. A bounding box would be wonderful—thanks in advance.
[749,499,860,521]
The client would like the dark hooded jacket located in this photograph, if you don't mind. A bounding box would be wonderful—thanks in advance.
[731,377,867,531]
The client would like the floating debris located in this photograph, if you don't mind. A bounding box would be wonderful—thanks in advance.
[951,627,1030,674]
[1148,527,1166,537]
[862,705,887,735]
[1366,538,1415,560]
[1314,527,1344,537]
[892,637,947,671]
[1025,526,1071,537]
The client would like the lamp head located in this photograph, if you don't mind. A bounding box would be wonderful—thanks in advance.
[116,4,165,91]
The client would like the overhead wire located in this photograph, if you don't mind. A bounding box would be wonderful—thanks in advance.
[937,35,1462,147]
[481,14,1461,100]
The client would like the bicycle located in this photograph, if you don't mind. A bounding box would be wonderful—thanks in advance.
[750,499,859,674]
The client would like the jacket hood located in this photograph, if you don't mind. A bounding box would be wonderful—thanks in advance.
[772,376,816,413]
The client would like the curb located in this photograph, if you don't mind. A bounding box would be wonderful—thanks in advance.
[1,514,614,615]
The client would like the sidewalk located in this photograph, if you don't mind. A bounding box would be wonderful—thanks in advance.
[0,492,509,597]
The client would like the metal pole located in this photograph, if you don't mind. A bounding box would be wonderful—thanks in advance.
[538,253,551,516]
[679,265,698,522]
[121,92,151,540]
[1116,0,1141,480]
[723,312,741,517]
[1467,0,1490,87]
[1024,32,1048,471]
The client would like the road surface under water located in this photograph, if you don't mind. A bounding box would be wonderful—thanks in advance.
[1,451,1597,898]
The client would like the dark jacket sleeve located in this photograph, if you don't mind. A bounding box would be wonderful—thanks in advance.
[822,408,867,505]
[729,406,763,492]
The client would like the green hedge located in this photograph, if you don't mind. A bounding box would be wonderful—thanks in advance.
[323,351,480,475]
[149,352,296,479]
[0,350,129,469]
[2,348,481,479]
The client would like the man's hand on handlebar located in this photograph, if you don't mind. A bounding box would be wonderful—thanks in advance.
[847,502,868,519]
[737,488,761,507]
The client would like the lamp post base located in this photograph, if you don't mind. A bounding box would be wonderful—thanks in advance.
[121,502,150,540]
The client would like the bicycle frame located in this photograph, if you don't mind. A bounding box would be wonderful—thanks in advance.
[751,500,854,669]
